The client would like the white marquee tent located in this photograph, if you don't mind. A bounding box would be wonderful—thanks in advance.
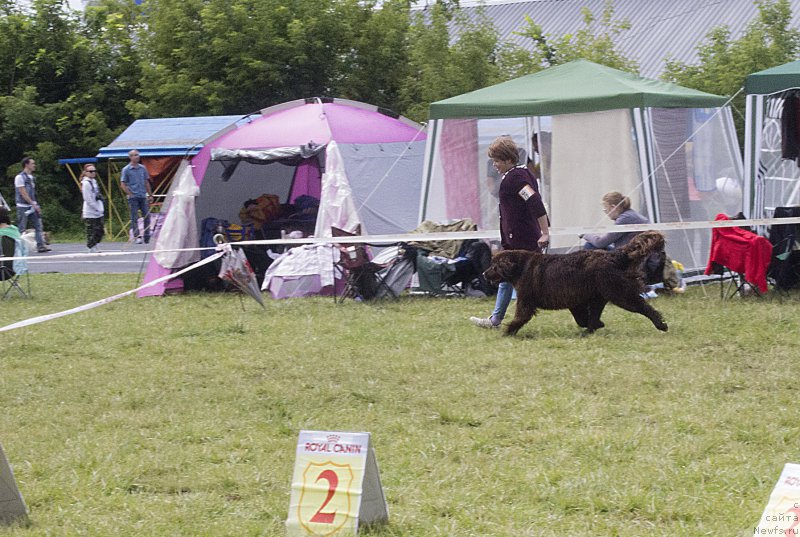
[423,60,744,270]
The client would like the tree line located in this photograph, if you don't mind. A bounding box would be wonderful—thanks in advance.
[0,0,797,232]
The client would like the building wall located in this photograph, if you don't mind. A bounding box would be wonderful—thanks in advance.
[441,0,800,78]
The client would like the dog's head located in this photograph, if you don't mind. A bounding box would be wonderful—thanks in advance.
[484,250,534,285]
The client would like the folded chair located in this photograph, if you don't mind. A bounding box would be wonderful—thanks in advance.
[1,235,31,299]
[370,245,416,298]
[705,213,772,298]
[332,226,397,303]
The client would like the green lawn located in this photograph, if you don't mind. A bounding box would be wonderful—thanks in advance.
[2,274,799,536]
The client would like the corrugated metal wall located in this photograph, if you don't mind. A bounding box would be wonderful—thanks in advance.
[436,0,800,79]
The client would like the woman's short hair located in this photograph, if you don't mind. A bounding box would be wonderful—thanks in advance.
[0,207,11,225]
[488,136,520,164]
[602,191,631,212]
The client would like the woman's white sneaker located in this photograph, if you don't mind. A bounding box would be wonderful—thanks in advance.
[470,316,499,329]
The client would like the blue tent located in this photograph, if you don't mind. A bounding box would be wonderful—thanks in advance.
[95,115,244,160]
[59,115,245,165]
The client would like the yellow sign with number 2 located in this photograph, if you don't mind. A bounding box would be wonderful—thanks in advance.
[287,431,388,536]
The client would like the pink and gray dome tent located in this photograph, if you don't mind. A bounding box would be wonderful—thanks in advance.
[139,97,427,297]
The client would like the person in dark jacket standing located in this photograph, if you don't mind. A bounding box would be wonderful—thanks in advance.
[14,156,50,253]
[471,136,550,329]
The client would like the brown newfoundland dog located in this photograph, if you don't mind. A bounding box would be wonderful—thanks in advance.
[484,231,669,336]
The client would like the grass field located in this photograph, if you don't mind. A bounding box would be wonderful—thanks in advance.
[2,274,800,536]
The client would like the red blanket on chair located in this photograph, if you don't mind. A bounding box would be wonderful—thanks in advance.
[704,214,773,292]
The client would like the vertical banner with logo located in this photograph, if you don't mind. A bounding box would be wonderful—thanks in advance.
[753,463,800,535]
[286,431,388,536]
[0,442,27,525]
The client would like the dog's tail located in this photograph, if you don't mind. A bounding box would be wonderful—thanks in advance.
[619,231,665,265]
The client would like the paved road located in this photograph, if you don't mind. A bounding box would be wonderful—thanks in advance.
[26,242,153,274]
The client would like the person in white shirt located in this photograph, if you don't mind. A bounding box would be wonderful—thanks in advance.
[81,163,105,253]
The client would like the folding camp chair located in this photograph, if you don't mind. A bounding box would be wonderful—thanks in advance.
[705,214,772,299]
[1,235,31,299]
[708,262,758,299]
[414,252,464,296]
[767,206,800,293]
[413,240,496,297]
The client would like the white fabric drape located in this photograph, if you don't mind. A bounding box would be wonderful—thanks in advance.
[314,141,362,237]
[261,243,339,291]
[154,160,200,268]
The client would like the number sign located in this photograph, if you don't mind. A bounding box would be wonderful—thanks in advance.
[286,431,388,536]
[754,463,800,535]
[0,442,27,525]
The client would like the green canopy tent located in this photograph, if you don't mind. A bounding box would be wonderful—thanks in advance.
[744,60,800,219]
[422,60,743,270]
[430,59,727,118]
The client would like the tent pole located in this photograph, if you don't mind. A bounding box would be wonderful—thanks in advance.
[65,163,81,191]
[743,93,761,220]
[106,160,129,241]
[633,108,657,222]
[419,119,439,223]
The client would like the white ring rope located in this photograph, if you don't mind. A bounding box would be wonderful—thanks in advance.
[0,251,224,333]
[2,215,797,333]
[5,215,799,264]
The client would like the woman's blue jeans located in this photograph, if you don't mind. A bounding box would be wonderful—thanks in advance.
[490,281,514,325]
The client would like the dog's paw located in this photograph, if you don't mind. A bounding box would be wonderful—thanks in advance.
[585,322,604,333]
[656,321,668,332]
[504,326,521,337]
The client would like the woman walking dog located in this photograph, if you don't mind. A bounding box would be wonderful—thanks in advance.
[470,136,550,330]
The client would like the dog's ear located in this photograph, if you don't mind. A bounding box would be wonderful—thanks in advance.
[493,253,512,281]
[627,231,665,258]
[494,250,528,283]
